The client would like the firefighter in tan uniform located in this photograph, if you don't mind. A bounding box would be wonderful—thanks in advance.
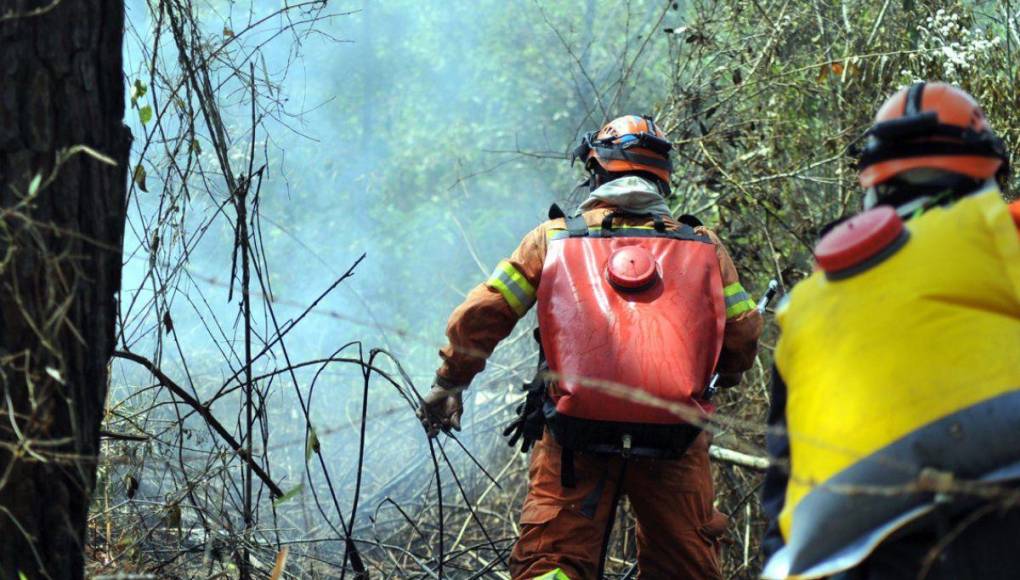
[762,83,1020,579]
[419,115,762,579]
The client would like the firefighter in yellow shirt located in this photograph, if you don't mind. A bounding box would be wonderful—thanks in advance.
[762,82,1020,579]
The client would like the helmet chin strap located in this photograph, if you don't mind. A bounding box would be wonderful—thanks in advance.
[656,179,672,199]
[865,187,941,220]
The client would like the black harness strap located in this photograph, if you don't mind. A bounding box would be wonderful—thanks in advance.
[599,212,617,235]
[560,447,577,488]
[550,216,709,243]
[596,460,629,579]
[599,210,666,232]
[677,213,703,228]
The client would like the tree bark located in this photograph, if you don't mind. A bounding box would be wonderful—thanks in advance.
[0,1,130,578]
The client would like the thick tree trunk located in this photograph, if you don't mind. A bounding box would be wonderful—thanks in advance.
[0,1,130,578]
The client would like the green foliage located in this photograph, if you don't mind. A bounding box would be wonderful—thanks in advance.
[131,79,152,126]
[130,79,147,106]
[273,483,305,507]
[27,173,41,197]
[133,164,148,192]
[138,105,153,125]
[660,0,1018,292]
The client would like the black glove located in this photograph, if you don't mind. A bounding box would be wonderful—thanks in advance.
[503,372,547,453]
[716,372,744,389]
[503,398,545,453]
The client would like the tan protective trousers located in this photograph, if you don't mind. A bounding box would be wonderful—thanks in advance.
[509,431,725,579]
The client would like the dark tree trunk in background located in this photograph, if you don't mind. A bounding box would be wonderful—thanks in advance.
[0,1,130,578]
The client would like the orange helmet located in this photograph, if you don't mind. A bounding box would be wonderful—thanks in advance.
[858,82,1008,188]
[572,115,673,184]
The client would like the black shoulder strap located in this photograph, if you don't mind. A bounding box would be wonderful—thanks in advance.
[673,223,706,240]
[599,212,616,235]
[556,211,710,243]
[677,213,703,228]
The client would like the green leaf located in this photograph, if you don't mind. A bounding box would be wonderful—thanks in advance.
[138,105,153,125]
[133,164,148,192]
[130,79,147,107]
[27,173,42,196]
[273,483,304,507]
[45,367,64,384]
[19,572,28,580]
[305,426,320,463]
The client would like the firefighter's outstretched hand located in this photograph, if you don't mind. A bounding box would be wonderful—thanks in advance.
[417,381,464,438]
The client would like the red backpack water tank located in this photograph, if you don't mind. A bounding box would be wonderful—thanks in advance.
[537,214,726,428]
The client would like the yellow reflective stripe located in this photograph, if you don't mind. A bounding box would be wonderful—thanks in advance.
[726,298,756,318]
[723,282,755,318]
[486,261,536,317]
[723,282,747,297]
[488,277,526,315]
[498,260,536,297]
[533,569,571,580]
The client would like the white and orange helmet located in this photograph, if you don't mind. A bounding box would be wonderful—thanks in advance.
[572,115,673,184]
[858,82,1008,188]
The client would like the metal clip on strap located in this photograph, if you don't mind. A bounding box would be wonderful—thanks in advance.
[566,214,590,238]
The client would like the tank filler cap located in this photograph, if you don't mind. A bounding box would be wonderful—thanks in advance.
[607,246,659,291]
[815,206,908,279]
